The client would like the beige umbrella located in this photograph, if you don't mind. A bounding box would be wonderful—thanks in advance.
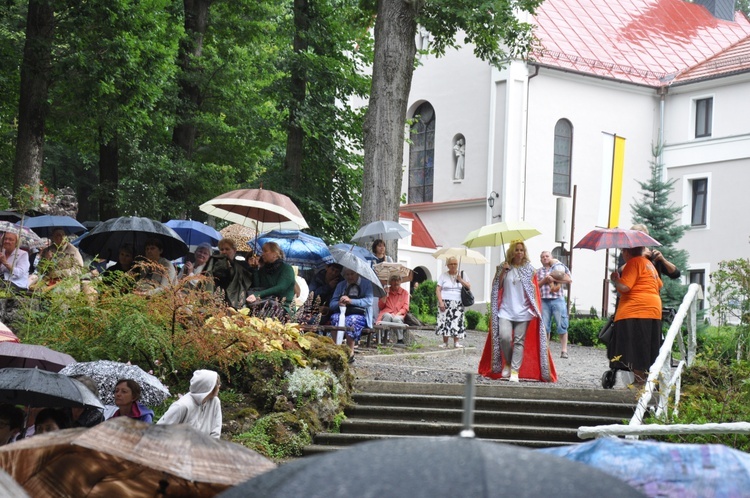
[200,188,308,232]
[373,262,413,283]
[432,247,488,265]
[219,223,257,249]
[0,417,276,498]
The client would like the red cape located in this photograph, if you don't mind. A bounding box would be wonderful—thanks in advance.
[478,274,557,382]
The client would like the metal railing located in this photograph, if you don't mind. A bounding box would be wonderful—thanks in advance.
[578,283,723,440]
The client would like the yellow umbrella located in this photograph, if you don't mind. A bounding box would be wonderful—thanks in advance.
[462,221,541,249]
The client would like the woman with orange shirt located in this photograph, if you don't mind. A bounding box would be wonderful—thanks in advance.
[609,246,663,385]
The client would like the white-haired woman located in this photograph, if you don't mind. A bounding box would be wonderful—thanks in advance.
[435,256,469,348]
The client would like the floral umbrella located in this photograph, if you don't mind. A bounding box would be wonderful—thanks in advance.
[60,360,170,406]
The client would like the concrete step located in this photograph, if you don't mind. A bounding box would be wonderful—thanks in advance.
[352,392,634,419]
[355,380,637,404]
[305,380,637,456]
[306,433,574,454]
[338,418,579,442]
[345,405,627,428]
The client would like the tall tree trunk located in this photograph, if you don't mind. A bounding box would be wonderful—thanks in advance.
[361,0,418,257]
[12,0,55,203]
[284,0,310,190]
[172,0,212,157]
[75,167,98,222]
[98,129,119,220]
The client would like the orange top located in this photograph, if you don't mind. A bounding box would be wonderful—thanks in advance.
[615,256,663,321]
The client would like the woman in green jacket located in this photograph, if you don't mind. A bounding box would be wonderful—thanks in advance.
[245,241,296,315]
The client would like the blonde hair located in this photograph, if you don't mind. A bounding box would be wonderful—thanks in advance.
[218,238,237,251]
[630,224,649,235]
[505,240,531,266]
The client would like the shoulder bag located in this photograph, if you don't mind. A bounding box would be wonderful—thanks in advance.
[598,316,614,345]
[460,271,474,307]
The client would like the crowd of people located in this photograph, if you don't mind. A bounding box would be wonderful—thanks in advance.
[0,369,223,446]
[3,221,680,390]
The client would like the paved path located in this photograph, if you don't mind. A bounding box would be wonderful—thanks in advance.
[352,329,635,390]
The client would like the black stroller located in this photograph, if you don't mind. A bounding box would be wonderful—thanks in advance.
[601,307,677,389]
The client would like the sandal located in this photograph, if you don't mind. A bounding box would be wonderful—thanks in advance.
[560,351,569,359]
[348,354,355,364]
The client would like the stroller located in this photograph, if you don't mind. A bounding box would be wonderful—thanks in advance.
[601,307,677,389]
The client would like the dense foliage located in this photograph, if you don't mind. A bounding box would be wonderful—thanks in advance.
[6,273,352,459]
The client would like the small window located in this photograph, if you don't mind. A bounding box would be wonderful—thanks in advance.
[408,103,435,204]
[691,178,708,226]
[553,119,572,196]
[688,269,705,310]
[695,97,712,138]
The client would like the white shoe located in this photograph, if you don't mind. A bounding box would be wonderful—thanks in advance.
[454,343,465,348]
[501,366,511,378]
[509,371,519,383]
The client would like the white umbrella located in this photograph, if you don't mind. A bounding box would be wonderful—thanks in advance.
[350,221,411,243]
[432,247,488,265]
[60,360,170,406]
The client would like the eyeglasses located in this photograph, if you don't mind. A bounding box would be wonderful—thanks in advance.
[447,263,458,266]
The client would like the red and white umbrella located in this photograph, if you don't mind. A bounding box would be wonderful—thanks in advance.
[199,189,308,232]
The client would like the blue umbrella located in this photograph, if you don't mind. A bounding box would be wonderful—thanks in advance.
[541,437,750,497]
[19,215,87,238]
[250,230,334,270]
[330,243,377,262]
[165,219,222,248]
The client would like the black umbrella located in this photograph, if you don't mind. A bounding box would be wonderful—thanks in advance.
[219,437,644,498]
[0,368,104,409]
[78,216,188,260]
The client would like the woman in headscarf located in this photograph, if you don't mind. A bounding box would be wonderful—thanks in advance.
[479,241,557,383]
[157,370,222,438]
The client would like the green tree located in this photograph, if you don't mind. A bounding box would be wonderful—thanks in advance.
[360,0,542,257]
[260,0,372,243]
[630,146,690,308]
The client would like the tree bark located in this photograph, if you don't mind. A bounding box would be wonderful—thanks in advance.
[283,0,310,190]
[361,0,418,258]
[172,0,212,157]
[12,0,55,203]
[98,129,119,220]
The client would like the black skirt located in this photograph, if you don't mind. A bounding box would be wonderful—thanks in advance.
[606,318,661,372]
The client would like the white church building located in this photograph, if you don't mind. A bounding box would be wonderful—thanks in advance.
[396,0,750,319]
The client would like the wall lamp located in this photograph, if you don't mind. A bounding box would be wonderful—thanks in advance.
[487,191,499,208]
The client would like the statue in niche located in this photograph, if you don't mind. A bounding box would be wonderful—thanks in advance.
[453,138,465,180]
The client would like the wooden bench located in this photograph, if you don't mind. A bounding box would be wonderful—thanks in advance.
[362,323,435,348]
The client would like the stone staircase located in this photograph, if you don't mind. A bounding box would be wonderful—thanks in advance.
[304,380,637,455]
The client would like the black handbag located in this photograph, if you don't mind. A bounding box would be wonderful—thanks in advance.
[460,272,474,307]
[598,316,614,345]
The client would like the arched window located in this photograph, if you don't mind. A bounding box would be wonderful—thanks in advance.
[408,103,435,203]
[553,119,573,196]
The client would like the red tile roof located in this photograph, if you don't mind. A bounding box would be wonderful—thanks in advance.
[674,35,750,82]
[399,212,437,249]
[531,0,750,86]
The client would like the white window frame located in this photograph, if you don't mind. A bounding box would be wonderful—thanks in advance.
[681,173,711,229]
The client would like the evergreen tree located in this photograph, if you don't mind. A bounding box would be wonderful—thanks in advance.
[630,146,690,308]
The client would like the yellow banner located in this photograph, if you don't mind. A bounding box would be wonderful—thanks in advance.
[609,136,625,228]
[598,133,626,228]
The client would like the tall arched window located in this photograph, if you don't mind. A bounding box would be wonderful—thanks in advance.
[553,119,573,196]
[408,102,435,203]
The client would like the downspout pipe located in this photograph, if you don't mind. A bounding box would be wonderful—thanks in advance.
[522,64,540,218]
[657,86,668,179]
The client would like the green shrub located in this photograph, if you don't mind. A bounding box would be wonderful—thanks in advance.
[567,317,607,346]
[234,412,312,460]
[411,280,437,315]
[411,280,437,324]
[465,309,482,330]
